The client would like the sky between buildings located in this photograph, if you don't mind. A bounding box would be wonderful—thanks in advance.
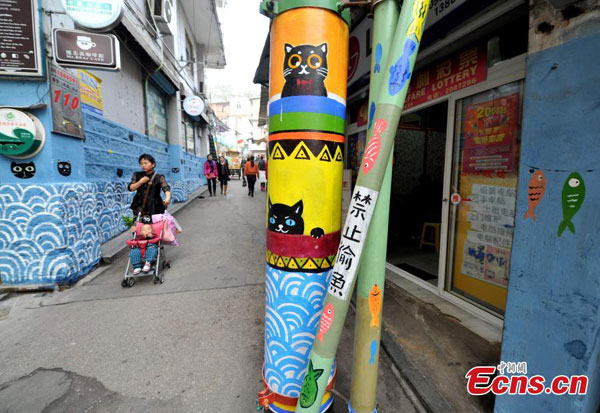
[206,0,270,102]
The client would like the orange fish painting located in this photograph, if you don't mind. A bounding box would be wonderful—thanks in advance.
[362,119,387,174]
[316,303,334,343]
[524,170,546,221]
[369,284,382,327]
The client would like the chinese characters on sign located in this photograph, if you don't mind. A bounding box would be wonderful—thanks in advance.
[463,93,520,174]
[328,186,378,300]
[50,64,84,138]
[461,184,517,287]
[404,45,487,109]
[53,29,120,71]
[0,0,43,77]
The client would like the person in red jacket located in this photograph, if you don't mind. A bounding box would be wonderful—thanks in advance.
[244,155,260,197]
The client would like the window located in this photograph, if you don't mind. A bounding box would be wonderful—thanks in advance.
[185,33,194,77]
[184,116,195,153]
[145,80,168,142]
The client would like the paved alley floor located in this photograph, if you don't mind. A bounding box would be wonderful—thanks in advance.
[0,181,419,412]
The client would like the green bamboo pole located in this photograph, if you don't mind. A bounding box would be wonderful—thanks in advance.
[349,1,400,411]
[296,1,429,411]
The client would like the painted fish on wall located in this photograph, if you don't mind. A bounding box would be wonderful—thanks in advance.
[362,119,387,174]
[524,170,546,221]
[369,339,378,365]
[557,172,585,236]
[369,284,382,327]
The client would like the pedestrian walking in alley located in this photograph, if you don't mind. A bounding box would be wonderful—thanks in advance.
[218,155,231,195]
[204,155,218,197]
[128,154,171,220]
[244,155,260,197]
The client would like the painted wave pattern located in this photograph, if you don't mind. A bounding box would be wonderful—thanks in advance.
[264,266,332,397]
[172,178,205,203]
[0,182,134,285]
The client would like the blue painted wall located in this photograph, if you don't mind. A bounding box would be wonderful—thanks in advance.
[496,32,600,412]
[0,97,207,286]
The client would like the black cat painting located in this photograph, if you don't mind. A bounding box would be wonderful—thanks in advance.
[282,43,329,98]
[268,198,325,239]
[57,161,71,176]
[11,161,35,179]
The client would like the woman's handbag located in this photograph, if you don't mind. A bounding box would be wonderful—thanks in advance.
[133,173,156,218]
[242,176,247,187]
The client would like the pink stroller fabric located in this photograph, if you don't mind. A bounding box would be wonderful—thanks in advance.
[152,212,179,246]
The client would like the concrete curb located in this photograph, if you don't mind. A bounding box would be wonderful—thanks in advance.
[100,186,209,264]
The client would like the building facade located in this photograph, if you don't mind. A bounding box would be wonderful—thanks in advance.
[0,0,225,286]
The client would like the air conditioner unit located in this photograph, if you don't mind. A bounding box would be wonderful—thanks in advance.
[152,0,175,36]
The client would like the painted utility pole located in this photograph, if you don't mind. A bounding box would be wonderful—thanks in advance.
[258,1,350,412]
[296,1,430,412]
[349,1,400,412]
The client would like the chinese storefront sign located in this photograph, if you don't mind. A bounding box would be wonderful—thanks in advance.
[0,108,44,158]
[463,93,520,175]
[61,0,123,31]
[329,186,378,299]
[404,44,486,109]
[50,64,84,138]
[53,28,120,71]
[77,69,104,115]
[461,184,516,288]
[0,0,43,77]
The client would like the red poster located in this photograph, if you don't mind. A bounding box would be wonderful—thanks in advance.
[462,93,520,175]
[404,45,487,109]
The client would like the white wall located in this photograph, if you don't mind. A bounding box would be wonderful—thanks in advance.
[88,48,145,134]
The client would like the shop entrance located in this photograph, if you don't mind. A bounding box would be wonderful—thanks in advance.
[387,101,448,285]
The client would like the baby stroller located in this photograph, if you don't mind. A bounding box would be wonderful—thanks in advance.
[122,219,171,288]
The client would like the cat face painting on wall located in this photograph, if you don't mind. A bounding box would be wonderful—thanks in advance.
[281,43,329,98]
[11,161,35,179]
[57,161,71,177]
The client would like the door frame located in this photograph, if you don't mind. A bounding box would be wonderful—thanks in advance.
[386,53,527,327]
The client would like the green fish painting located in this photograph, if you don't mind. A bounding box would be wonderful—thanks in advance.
[557,172,585,236]
[299,360,324,408]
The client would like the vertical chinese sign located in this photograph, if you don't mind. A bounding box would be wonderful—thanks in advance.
[50,64,84,138]
[462,93,519,174]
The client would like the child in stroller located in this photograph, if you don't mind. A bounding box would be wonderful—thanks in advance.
[123,219,171,287]
[128,224,159,274]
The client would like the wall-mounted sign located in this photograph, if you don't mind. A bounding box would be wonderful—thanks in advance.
[50,64,84,138]
[404,44,487,110]
[0,0,43,77]
[77,69,104,115]
[183,96,205,117]
[0,109,45,158]
[53,29,120,71]
[427,0,469,28]
[347,17,372,87]
[61,0,124,31]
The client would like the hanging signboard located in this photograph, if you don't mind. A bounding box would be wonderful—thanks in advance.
[462,93,520,174]
[53,28,121,71]
[183,95,205,117]
[404,44,487,110]
[0,108,45,158]
[0,0,43,77]
[426,0,470,28]
[77,69,104,115]
[61,0,124,32]
[50,64,84,138]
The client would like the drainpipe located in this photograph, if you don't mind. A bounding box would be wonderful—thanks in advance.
[296,1,430,411]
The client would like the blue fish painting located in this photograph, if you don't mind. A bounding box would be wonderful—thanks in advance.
[388,39,417,96]
[368,102,376,130]
[374,43,382,73]
[369,339,378,365]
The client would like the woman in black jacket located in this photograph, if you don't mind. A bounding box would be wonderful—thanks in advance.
[129,154,171,221]
[217,155,231,196]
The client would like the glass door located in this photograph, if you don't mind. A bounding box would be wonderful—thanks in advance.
[445,81,524,315]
